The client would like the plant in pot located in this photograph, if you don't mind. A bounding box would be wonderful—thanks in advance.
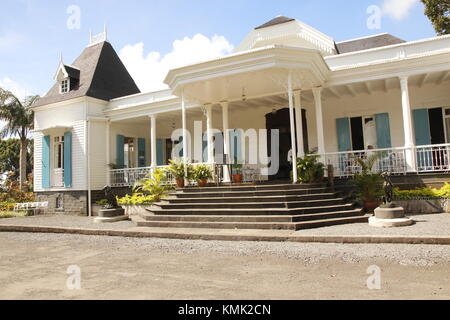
[232,161,243,183]
[192,164,213,187]
[166,160,192,188]
[296,154,325,184]
[352,153,385,212]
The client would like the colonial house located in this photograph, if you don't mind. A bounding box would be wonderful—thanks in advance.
[32,16,450,215]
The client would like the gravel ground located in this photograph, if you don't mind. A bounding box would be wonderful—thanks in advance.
[1,231,449,266]
[297,213,450,236]
[0,215,135,230]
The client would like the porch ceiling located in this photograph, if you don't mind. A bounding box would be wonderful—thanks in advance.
[164,45,330,105]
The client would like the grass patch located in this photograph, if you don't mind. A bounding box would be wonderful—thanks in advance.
[0,211,27,219]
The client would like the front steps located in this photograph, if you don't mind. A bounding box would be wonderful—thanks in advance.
[133,183,368,231]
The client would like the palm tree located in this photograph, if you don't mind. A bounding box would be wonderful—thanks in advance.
[0,88,39,190]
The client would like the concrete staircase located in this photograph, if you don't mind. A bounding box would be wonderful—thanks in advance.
[133,183,369,231]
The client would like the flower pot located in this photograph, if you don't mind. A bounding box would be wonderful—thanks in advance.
[197,178,208,188]
[363,200,380,212]
[175,178,185,188]
[232,174,243,183]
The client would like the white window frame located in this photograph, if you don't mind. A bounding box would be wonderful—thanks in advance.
[53,136,65,169]
[60,78,70,94]
[443,107,450,144]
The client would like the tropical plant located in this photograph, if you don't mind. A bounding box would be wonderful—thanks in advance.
[0,88,39,190]
[116,193,157,206]
[166,159,193,180]
[393,183,450,200]
[421,0,449,35]
[295,154,325,183]
[134,168,173,203]
[192,164,213,181]
[352,153,384,202]
[0,138,33,178]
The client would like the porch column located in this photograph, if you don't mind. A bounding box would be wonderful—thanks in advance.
[106,120,111,185]
[221,101,231,182]
[205,104,214,164]
[288,71,298,184]
[294,90,305,158]
[312,87,325,155]
[149,115,157,168]
[181,92,188,165]
[399,76,417,172]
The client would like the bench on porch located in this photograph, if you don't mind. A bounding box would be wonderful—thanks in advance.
[14,202,49,216]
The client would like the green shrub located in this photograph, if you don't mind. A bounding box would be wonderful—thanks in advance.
[393,183,450,200]
[295,155,325,183]
[351,153,384,201]
[0,202,15,212]
[0,211,26,219]
[95,199,109,206]
[166,160,193,180]
[116,193,157,206]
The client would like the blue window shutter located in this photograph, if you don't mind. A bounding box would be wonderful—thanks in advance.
[230,130,243,163]
[137,138,146,167]
[413,109,431,146]
[202,133,208,163]
[375,113,392,149]
[336,118,352,152]
[42,136,51,189]
[156,139,164,166]
[116,135,125,169]
[63,131,72,188]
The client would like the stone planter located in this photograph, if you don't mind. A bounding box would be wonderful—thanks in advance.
[123,205,153,216]
[395,199,450,214]
[91,204,102,216]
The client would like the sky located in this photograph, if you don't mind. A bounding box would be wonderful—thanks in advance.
[0,0,438,100]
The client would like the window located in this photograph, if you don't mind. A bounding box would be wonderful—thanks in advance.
[124,137,136,168]
[54,136,64,169]
[60,79,69,93]
[445,108,450,143]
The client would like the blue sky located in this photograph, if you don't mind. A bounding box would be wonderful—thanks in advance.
[0,0,437,98]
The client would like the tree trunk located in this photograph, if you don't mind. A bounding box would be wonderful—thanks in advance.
[19,138,28,191]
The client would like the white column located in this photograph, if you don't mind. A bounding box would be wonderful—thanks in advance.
[181,93,188,165]
[294,90,305,158]
[106,120,111,185]
[312,87,325,155]
[221,101,231,182]
[205,104,214,164]
[400,76,417,172]
[149,115,157,168]
[288,71,298,184]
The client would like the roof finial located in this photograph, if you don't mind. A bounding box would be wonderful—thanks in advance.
[89,29,92,44]
[104,24,108,41]
[59,52,63,64]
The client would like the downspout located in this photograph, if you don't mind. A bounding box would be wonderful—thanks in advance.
[84,101,92,217]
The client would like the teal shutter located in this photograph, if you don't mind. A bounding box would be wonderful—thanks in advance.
[336,118,351,152]
[156,139,165,166]
[375,113,392,149]
[137,138,146,167]
[116,135,125,169]
[230,130,243,163]
[42,136,51,189]
[413,109,432,169]
[413,109,431,146]
[63,132,72,188]
[202,133,208,163]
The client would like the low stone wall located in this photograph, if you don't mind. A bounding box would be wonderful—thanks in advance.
[36,191,87,215]
[395,199,450,214]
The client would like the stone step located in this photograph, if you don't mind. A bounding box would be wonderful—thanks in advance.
[178,183,326,193]
[134,213,367,231]
[140,209,363,224]
[153,198,346,210]
[170,187,330,199]
[147,203,355,216]
[161,192,340,204]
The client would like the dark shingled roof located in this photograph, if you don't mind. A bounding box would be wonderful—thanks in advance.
[255,16,295,30]
[335,34,406,54]
[64,65,80,79]
[33,41,140,107]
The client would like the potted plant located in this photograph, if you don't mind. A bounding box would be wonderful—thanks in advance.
[166,160,192,188]
[295,154,325,184]
[352,153,385,212]
[192,164,213,187]
[232,158,243,183]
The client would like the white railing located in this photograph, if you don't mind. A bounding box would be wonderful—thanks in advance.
[318,147,408,178]
[416,144,450,172]
[53,169,64,187]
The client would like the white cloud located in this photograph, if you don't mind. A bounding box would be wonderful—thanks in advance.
[382,0,420,20]
[119,33,234,93]
[0,77,30,100]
